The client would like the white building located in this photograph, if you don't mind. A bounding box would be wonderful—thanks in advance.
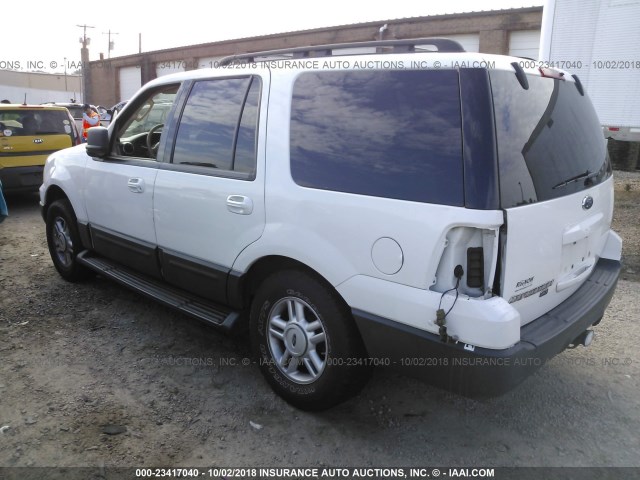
[0,69,82,105]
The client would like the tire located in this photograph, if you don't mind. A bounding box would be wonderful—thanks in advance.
[250,269,371,411]
[45,199,90,282]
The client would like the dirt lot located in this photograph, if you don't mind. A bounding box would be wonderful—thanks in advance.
[1,172,639,476]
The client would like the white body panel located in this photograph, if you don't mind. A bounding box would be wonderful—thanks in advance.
[83,160,158,244]
[153,171,265,268]
[337,276,520,349]
[40,145,89,222]
[233,67,504,290]
[501,178,615,325]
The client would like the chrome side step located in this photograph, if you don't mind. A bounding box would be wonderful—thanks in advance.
[77,251,240,332]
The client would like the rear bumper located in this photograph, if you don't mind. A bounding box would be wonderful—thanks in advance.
[353,257,621,397]
[0,165,44,193]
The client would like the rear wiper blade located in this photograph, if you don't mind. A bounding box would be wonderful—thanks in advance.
[552,170,597,189]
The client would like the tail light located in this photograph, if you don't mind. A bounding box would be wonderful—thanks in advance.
[466,247,484,289]
[431,227,498,298]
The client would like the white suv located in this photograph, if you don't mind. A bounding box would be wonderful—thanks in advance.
[39,38,622,410]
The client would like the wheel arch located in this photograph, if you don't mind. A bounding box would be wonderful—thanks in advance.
[41,184,69,220]
[235,254,372,357]
[42,185,92,251]
[239,255,337,303]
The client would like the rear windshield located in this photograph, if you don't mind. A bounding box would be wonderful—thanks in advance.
[0,109,74,137]
[65,106,84,119]
[490,71,611,208]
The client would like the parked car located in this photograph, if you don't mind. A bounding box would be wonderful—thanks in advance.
[108,100,128,122]
[39,38,622,410]
[95,105,111,126]
[0,103,80,193]
[41,102,107,132]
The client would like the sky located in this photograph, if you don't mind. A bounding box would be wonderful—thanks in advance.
[5,0,543,74]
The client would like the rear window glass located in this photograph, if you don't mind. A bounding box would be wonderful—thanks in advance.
[290,70,464,206]
[490,71,611,208]
[65,106,84,118]
[0,110,74,137]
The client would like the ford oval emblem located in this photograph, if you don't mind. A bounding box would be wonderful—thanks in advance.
[33,138,44,144]
[582,195,594,210]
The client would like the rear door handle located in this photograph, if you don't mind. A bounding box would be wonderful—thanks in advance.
[226,195,253,215]
[127,178,145,193]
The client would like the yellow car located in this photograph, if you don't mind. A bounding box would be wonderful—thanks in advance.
[0,104,80,193]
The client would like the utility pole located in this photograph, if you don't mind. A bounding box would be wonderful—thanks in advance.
[102,30,119,59]
[63,57,68,92]
[77,24,95,103]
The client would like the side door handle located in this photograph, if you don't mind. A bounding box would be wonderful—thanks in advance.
[127,178,145,193]
[226,195,253,215]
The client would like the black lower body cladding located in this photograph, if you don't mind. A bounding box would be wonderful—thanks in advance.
[353,258,621,397]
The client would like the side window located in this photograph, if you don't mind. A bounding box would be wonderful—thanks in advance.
[172,76,260,176]
[113,85,179,159]
[290,70,464,206]
[233,79,260,175]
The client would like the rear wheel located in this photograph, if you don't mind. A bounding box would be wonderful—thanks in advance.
[45,199,90,281]
[250,269,371,411]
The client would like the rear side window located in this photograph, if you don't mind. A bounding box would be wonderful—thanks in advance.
[491,71,611,208]
[290,70,464,206]
[0,110,74,137]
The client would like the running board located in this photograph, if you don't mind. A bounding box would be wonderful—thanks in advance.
[77,251,241,332]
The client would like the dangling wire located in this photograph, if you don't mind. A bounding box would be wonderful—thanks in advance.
[438,276,461,319]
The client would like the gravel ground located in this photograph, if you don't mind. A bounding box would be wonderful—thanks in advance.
[611,170,640,282]
[0,172,639,477]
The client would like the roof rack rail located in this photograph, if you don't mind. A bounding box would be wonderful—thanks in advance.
[219,37,465,66]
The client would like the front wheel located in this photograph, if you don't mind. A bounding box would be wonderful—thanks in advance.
[250,270,371,411]
[45,199,90,282]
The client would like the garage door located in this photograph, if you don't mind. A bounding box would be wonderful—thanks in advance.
[155,62,185,78]
[445,34,480,53]
[119,66,142,102]
[509,30,541,59]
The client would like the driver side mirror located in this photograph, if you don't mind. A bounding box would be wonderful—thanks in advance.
[86,127,110,158]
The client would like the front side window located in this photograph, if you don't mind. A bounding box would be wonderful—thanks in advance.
[114,85,179,159]
[290,70,464,206]
[172,76,260,175]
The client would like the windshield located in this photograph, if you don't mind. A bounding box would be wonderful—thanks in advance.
[490,71,611,208]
